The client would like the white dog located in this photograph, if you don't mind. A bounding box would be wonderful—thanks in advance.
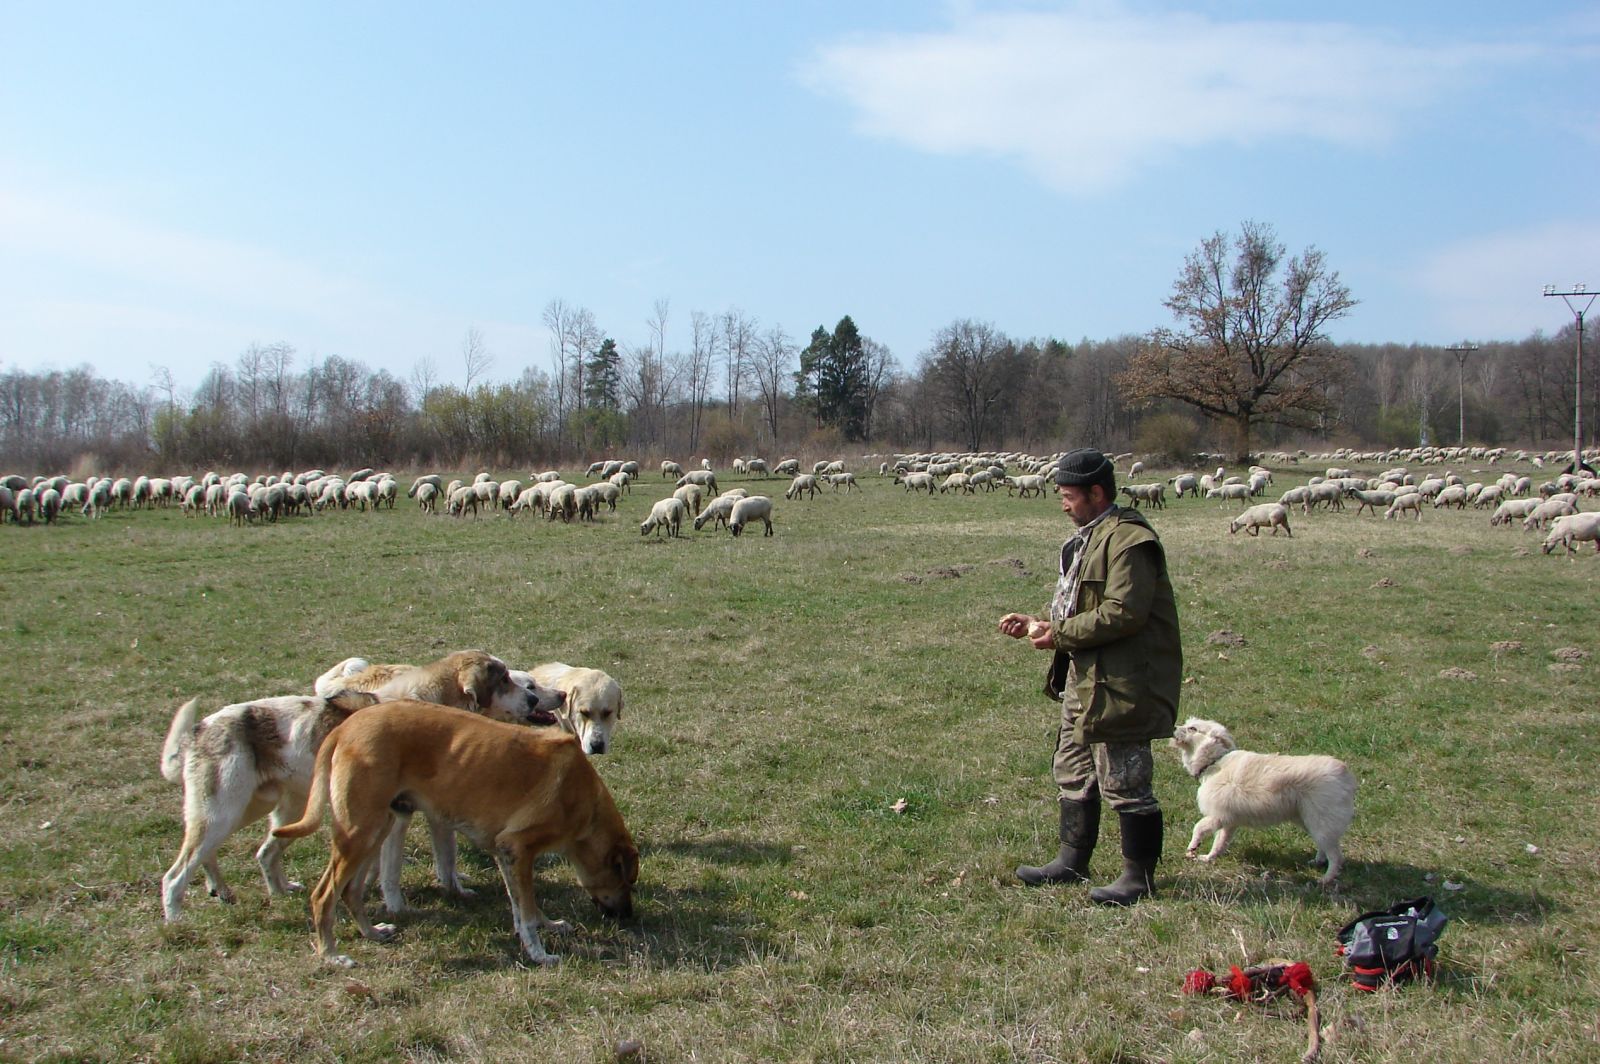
[517,663,624,757]
[1169,717,1357,885]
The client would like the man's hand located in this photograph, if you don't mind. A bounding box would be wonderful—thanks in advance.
[998,613,1036,639]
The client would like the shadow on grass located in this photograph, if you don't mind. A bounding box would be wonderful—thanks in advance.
[1165,848,1561,927]
[645,837,791,866]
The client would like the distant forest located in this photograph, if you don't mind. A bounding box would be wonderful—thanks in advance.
[1,316,1591,473]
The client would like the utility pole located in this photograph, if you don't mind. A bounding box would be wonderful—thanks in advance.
[1543,285,1597,475]
[1446,342,1479,446]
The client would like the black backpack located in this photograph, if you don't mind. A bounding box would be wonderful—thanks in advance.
[1335,896,1448,990]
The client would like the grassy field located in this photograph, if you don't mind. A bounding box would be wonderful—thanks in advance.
[1,465,1597,1063]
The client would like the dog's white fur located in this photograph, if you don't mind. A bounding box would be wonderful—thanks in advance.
[516,663,623,756]
[1169,717,1357,885]
[159,690,378,921]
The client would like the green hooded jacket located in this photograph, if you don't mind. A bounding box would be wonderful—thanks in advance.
[1045,505,1182,744]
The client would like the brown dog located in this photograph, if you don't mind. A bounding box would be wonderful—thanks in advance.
[274,700,639,967]
[311,650,567,910]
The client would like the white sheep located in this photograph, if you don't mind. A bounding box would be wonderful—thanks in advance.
[1542,512,1600,555]
[1005,474,1048,497]
[693,494,739,531]
[673,482,705,516]
[1228,503,1292,537]
[827,472,859,492]
[1431,485,1469,509]
[1350,488,1395,516]
[1522,498,1578,531]
[896,471,936,494]
[728,495,774,537]
[1119,483,1166,509]
[661,460,684,479]
[1489,498,1540,526]
[640,496,687,537]
[1208,483,1252,504]
[1170,473,1200,498]
[785,474,822,500]
[1384,493,1423,521]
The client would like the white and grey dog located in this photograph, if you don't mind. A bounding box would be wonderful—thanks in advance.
[1169,717,1357,885]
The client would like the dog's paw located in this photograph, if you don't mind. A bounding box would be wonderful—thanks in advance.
[1184,848,1200,860]
[208,887,236,904]
[370,923,398,941]
[285,879,304,892]
[325,954,358,969]
[524,951,561,968]
[1195,854,1215,864]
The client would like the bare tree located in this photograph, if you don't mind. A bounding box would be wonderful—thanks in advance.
[752,325,794,446]
[462,327,493,391]
[721,308,756,420]
[1119,222,1357,460]
[684,310,718,453]
[410,355,439,407]
[921,320,1020,451]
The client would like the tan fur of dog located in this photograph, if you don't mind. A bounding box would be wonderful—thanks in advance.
[273,700,639,968]
[1170,717,1357,885]
[159,690,379,921]
[312,650,549,723]
[310,650,567,913]
[519,662,624,756]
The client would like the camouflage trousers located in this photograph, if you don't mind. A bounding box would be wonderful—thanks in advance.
[1052,663,1158,814]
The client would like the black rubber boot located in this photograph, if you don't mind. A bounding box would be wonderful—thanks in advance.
[1016,799,1100,885]
[1089,809,1162,906]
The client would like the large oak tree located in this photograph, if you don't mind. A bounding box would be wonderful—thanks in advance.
[1119,222,1356,460]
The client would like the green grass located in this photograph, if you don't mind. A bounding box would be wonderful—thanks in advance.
[2,468,1598,1062]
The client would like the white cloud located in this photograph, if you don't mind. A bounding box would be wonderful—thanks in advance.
[800,5,1534,194]
[1415,221,1600,340]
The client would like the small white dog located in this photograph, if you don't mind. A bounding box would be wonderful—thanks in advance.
[1169,717,1357,885]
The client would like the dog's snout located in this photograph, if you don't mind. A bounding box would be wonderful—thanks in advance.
[587,740,607,755]
[594,893,632,920]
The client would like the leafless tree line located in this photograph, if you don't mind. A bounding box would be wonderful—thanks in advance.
[2,320,1591,474]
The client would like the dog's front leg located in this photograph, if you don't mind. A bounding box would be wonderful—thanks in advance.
[1185,816,1218,858]
[494,849,559,967]
[1200,826,1234,862]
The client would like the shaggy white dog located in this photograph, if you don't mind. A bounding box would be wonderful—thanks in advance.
[1170,717,1357,885]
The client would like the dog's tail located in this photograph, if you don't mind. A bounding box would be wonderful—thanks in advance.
[272,725,340,839]
[313,657,369,698]
[160,698,203,783]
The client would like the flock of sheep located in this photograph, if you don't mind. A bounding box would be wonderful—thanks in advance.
[5,442,1597,555]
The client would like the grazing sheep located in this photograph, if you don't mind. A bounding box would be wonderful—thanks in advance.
[661,460,684,479]
[591,482,621,512]
[1304,482,1345,512]
[785,474,822,500]
[1489,498,1540,526]
[1431,485,1469,509]
[641,497,687,537]
[1542,512,1600,555]
[227,490,255,527]
[547,483,579,523]
[1350,488,1395,516]
[447,485,480,517]
[772,458,801,477]
[1128,460,1145,477]
[895,471,936,494]
[1208,483,1252,504]
[1384,493,1423,521]
[1228,503,1292,537]
[676,470,719,494]
[415,482,440,514]
[939,472,974,494]
[1004,474,1048,497]
[1522,498,1578,531]
[745,458,769,477]
[1277,486,1310,509]
[1170,473,1200,499]
[827,472,859,492]
[1119,483,1166,509]
[693,494,739,531]
[673,482,705,516]
[728,495,774,537]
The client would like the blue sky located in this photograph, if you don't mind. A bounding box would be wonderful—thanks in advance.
[2,1,1597,391]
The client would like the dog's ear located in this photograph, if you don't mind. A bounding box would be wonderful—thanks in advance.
[613,845,640,885]
[463,658,506,709]
[327,690,379,714]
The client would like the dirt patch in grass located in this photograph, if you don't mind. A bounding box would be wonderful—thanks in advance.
[1205,629,1248,647]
